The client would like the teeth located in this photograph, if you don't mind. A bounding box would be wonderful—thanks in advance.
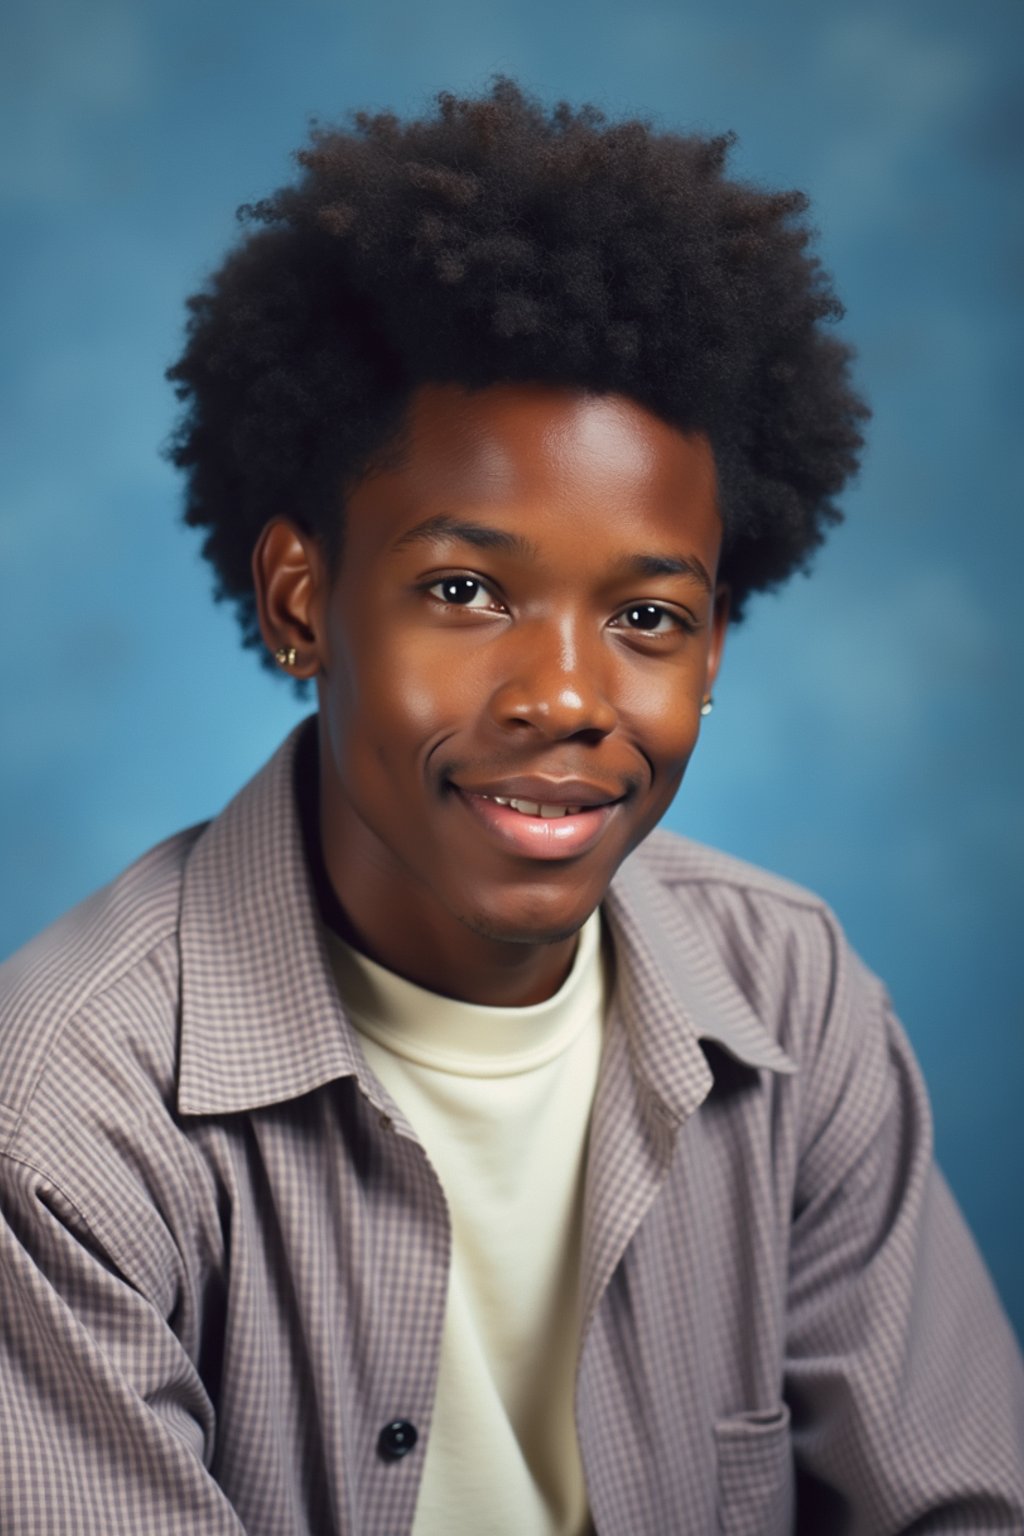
[480,795,585,818]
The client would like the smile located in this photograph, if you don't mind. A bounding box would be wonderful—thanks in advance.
[454,788,619,860]
[479,795,583,818]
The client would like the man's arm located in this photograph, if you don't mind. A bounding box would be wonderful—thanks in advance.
[785,936,1024,1532]
[0,1151,245,1535]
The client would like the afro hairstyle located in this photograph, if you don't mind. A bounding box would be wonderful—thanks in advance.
[166,77,869,666]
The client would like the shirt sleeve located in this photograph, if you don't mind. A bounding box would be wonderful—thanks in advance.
[784,930,1024,1533]
[0,1150,246,1535]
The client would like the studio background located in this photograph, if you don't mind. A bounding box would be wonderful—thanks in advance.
[3,0,1022,1342]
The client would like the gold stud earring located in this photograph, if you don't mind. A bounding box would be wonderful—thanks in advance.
[700,695,714,717]
[274,645,298,668]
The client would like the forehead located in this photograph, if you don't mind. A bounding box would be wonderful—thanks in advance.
[345,381,722,556]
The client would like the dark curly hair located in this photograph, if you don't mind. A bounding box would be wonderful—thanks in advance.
[166,77,868,663]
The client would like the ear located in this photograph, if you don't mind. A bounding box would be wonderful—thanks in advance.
[252,518,328,681]
[704,584,730,695]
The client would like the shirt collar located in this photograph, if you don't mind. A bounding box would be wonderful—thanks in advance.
[177,720,795,1118]
[178,719,362,1115]
[601,849,797,1128]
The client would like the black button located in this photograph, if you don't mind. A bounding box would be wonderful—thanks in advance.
[377,1419,418,1461]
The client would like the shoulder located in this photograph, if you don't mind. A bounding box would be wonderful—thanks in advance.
[0,824,208,1156]
[620,828,886,1066]
[627,825,845,969]
[631,825,831,913]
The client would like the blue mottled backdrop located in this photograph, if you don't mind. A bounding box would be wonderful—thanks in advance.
[2,0,1022,1339]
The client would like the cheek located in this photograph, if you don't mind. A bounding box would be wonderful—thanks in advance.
[614,661,702,767]
[332,627,476,765]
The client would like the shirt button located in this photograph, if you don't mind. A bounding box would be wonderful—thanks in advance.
[377,1419,418,1461]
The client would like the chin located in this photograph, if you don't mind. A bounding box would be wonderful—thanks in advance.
[455,888,602,948]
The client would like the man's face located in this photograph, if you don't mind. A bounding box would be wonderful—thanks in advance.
[261,382,727,992]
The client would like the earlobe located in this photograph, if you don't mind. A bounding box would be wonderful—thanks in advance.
[252,519,325,678]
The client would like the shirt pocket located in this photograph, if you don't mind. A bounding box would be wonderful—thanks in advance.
[713,1401,793,1536]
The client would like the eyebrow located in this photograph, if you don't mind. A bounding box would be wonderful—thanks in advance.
[392,512,713,592]
[392,513,538,559]
[615,553,713,592]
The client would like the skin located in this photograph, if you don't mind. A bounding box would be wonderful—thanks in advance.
[253,382,728,1007]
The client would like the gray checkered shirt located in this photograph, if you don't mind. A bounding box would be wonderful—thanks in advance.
[2,721,1022,1534]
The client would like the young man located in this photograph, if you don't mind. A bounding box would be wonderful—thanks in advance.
[1,81,1021,1535]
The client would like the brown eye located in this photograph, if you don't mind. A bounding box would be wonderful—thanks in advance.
[427,577,501,611]
[443,578,479,603]
[620,604,676,632]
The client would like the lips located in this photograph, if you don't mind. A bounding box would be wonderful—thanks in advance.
[453,786,620,860]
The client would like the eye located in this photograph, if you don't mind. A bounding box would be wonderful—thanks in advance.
[427,576,502,610]
[612,603,684,635]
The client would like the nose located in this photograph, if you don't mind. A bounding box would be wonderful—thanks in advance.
[486,617,618,741]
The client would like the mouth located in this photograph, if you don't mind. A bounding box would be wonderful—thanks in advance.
[479,794,586,818]
[452,786,621,861]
